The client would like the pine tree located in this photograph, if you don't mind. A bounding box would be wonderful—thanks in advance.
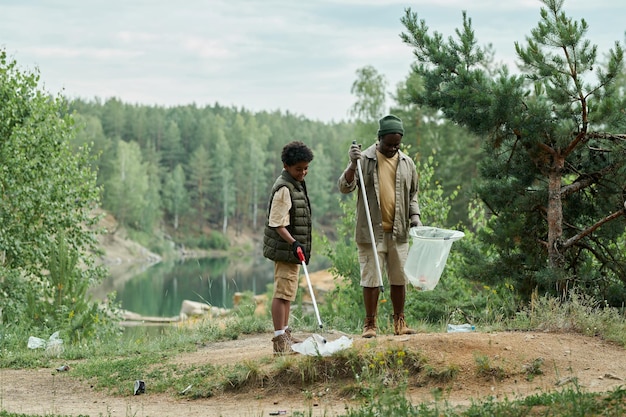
[400,0,626,301]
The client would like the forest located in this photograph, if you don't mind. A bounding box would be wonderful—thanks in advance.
[65,81,478,247]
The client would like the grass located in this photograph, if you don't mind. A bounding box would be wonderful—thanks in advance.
[2,291,626,416]
[474,353,508,381]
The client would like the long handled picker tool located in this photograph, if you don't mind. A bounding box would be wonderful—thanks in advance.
[353,141,385,298]
[296,246,324,331]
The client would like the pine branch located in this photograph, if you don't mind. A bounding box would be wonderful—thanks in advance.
[562,209,625,249]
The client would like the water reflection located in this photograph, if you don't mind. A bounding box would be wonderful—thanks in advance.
[92,256,275,318]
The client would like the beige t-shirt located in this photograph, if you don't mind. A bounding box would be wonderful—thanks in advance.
[377,150,398,232]
[268,186,291,228]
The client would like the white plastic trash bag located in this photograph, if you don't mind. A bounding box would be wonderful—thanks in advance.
[404,226,464,291]
[27,331,64,357]
[27,336,47,350]
[291,334,353,356]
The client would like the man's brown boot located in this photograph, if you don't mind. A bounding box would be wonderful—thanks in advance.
[393,313,416,335]
[362,287,379,338]
[362,316,377,338]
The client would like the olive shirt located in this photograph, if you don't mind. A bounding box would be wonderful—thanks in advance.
[338,143,420,244]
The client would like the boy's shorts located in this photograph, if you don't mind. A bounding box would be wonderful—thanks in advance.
[357,232,409,287]
[273,261,300,301]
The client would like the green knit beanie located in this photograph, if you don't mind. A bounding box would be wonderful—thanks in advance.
[377,114,404,137]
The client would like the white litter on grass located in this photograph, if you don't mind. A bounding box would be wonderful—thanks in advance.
[291,334,353,356]
[27,331,64,357]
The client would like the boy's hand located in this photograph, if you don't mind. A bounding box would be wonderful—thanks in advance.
[292,241,305,260]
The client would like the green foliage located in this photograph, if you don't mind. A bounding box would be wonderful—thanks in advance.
[400,155,487,324]
[400,2,626,303]
[65,68,480,251]
[0,267,27,325]
[392,73,483,228]
[180,230,230,251]
[413,153,457,227]
[321,196,367,332]
[35,234,120,343]
[2,234,121,345]
[162,164,190,230]
[349,65,388,141]
[0,49,101,274]
[0,49,120,340]
[104,139,154,231]
[306,143,336,222]
[69,87,358,243]
[508,290,626,346]
[474,353,507,381]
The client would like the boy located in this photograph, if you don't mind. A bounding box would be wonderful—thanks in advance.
[263,141,314,354]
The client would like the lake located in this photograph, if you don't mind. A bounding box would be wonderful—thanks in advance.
[91,255,275,318]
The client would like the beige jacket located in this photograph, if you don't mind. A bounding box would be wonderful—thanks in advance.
[338,143,420,244]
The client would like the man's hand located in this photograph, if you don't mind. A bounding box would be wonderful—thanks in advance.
[292,241,305,260]
[349,143,362,164]
[410,214,422,228]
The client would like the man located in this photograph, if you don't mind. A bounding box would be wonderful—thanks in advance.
[338,114,422,338]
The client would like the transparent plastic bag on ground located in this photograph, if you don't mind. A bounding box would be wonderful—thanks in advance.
[447,323,475,333]
[404,226,464,291]
[27,331,64,357]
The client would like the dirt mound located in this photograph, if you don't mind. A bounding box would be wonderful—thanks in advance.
[2,330,625,417]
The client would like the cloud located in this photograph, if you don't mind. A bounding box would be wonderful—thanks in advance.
[179,36,232,59]
[1,0,624,122]
[26,46,141,60]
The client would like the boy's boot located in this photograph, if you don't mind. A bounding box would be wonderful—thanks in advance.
[362,287,380,338]
[285,328,302,344]
[272,333,296,355]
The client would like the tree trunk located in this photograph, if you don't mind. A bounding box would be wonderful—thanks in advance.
[547,155,565,269]
[252,183,258,231]
[222,186,228,235]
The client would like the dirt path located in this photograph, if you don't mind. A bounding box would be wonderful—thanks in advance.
[2,330,626,417]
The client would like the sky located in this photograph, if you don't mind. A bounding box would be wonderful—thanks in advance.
[2,0,624,123]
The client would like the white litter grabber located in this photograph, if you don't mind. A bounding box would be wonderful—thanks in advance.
[296,246,323,330]
[353,141,385,296]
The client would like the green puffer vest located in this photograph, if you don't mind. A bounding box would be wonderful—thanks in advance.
[263,171,312,264]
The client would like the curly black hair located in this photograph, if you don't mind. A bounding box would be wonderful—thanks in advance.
[281,141,314,166]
